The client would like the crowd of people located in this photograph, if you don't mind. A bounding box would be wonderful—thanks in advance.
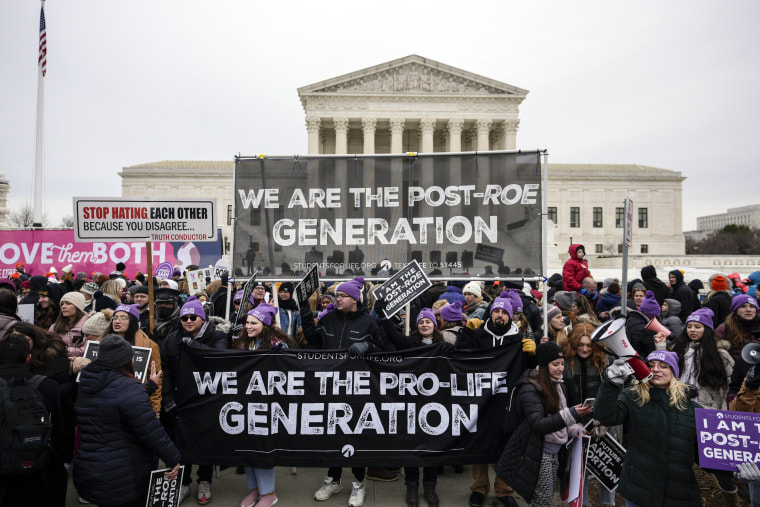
[1,256,760,507]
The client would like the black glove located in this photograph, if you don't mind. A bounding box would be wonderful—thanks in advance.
[374,297,387,317]
[747,365,760,390]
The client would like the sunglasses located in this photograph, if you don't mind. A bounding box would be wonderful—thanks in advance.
[181,315,199,322]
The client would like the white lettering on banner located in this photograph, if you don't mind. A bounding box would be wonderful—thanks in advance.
[218,401,478,436]
[272,216,497,246]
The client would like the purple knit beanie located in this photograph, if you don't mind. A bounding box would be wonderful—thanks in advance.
[490,291,513,319]
[181,296,206,321]
[247,303,277,326]
[440,301,465,323]
[507,289,523,314]
[336,276,364,302]
[685,307,715,330]
[647,350,680,378]
[730,294,759,314]
[114,303,140,322]
[233,290,244,302]
[416,308,436,327]
[639,290,661,317]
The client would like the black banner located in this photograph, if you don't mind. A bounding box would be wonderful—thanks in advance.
[233,152,543,281]
[174,342,524,467]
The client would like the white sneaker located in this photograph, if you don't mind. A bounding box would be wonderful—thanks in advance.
[197,481,212,505]
[314,476,343,501]
[179,485,191,504]
[348,481,365,507]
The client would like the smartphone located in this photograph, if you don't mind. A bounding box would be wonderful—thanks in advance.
[582,397,596,408]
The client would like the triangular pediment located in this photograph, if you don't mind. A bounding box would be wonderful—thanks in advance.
[298,55,528,97]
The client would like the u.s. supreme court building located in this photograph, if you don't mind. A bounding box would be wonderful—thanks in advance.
[120,55,686,270]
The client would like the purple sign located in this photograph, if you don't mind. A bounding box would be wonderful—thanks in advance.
[696,408,760,471]
[155,262,174,280]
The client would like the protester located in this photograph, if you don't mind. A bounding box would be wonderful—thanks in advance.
[234,303,296,507]
[571,293,601,327]
[0,289,20,340]
[704,274,734,329]
[641,265,669,305]
[457,292,536,507]
[0,333,67,506]
[49,291,89,358]
[439,301,465,345]
[497,342,591,507]
[35,285,59,330]
[74,334,181,507]
[79,281,99,313]
[668,270,698,321]
[562,244,590,292]
[631,284,647,311]
[438,284,466,306]
[161,296,228,504]
[152,287,181,346]
[560,323,615,507]
[595,350,702,506]
[625,290,665,357]
[106,304,163,414]
[718,295,760,403]
[597,281,621,316]
[277,282,301,337]
[463,282,489,321]
[729,366,760,505]
[300,276,391,506]
[542,304,569,347]
[660,298,684,337]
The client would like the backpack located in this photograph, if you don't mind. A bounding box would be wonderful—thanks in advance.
[0,375,52,474]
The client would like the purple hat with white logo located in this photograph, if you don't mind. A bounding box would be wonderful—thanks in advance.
[114,303,140,322]
[730,294,759,314]
[685,307,715,330]
[181,296,206,321]
[247,303,277,326]
[490,291,513,319]
[647,350,680,378]
[416,308,436,327]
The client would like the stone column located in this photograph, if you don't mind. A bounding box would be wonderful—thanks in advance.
[447,119,464,153]
[419,118,436,153]
[504,119,520,150]
[492,125,506,151]
[362,118,377,154]
[334,117,349,154]
[306,116,321,154]
[476,119,492,151]
[390,118,405,154]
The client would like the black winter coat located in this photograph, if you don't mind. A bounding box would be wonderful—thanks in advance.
[595,380,701,506]
[668,271,697,322]
[74,363,181,505]
[161,320,228,412]
[703,291,732,329]
[496,370,577,504]
[300,304,379,351]
[625,311,657,358]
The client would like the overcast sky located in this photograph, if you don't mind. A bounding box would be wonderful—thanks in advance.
[2,1,758,231]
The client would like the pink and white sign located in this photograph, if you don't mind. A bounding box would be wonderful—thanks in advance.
[0,229,222,279]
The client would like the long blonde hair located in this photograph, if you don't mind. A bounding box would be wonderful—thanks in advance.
[631,377,691,411]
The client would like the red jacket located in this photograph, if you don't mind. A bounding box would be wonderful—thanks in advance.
[562,243,590,291]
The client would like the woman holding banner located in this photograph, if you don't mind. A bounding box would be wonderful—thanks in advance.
[235,303,296,507]
[595,350,702,507]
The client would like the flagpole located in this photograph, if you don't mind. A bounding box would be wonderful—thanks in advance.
[33,0,46,228]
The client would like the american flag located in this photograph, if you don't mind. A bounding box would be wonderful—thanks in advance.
[39,5,47,76]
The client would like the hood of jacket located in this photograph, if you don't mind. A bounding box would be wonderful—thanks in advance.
[641,265,658,281]
[663,298,681,318]
[748,271,760,285]
[669,269,685,287]
[568,243,585,261]
[78,361,124,396]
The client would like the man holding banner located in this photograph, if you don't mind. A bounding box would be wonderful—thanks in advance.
[457,292,537,507]
[300,275,386,507]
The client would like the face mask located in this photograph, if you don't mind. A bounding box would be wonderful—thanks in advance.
[157,306,174,320]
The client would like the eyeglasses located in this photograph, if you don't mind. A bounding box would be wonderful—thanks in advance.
[113,315,130,322]
[181,315,199,322]
[335,293,350,299]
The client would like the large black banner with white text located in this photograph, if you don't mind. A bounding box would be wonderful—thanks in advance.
[233,152,543,281]
[174,342,524,467]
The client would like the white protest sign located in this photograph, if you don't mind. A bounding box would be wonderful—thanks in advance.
[73,197,217,243]
[186,267,213,296]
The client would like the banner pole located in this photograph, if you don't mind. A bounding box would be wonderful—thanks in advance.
[542,151,549,335]
[147,241,155,333]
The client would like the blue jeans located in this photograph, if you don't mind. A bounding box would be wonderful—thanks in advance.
[750,479,760,507]
[404,466,437,485]
[583,470,615,506]
[245,467,276,496]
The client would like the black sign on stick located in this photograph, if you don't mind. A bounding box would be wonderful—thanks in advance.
[474,244,505,265]
[372,260,432,318]
[585,430,626,493]
[233,270,259,326]
[295,264,320,309]
[77,341,153,383]
[146,465,185,507]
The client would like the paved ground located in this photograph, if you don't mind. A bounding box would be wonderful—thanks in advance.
[66,464,544,506]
